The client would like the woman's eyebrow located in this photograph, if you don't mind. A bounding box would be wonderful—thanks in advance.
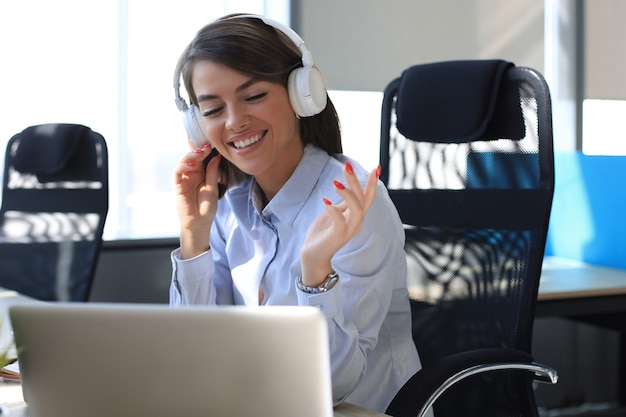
[196,78,260,103]
[235,78,260,93]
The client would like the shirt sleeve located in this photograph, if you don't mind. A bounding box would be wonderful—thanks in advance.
[170,218,235,306]
[169,248,216,305]
[296,183,408,404]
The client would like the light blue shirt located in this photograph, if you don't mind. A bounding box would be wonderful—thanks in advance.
[170,145,421,412]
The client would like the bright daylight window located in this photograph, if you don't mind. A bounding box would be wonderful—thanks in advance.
[580,0,626,156]
[0,0,289,240]
[582,100,626,156]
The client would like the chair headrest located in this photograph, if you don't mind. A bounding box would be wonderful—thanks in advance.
[12,124,91,176]
[395,59,525,143]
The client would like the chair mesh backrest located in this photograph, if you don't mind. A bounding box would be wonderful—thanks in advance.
[380,61,554,416]
[0,123,109,301]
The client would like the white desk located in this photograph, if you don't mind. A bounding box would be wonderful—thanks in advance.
[1,288,40,359]
[0,401,390,417]
[0,383,23,404]
[0,388,387,417]
[0,288,38,415]
[5,258,626,414]
[0,288,388,416]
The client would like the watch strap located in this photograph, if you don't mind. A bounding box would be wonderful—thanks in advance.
[296,270,339,294]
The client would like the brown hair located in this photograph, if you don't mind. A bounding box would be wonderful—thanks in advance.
[176,14,342,196]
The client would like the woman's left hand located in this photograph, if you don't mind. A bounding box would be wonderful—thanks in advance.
[300,162,381,287]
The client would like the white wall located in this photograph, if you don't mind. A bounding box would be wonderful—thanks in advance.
[294,0,545,91]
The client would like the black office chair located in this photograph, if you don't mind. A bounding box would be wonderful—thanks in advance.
[0,123,108,301]
[380,60,558,417]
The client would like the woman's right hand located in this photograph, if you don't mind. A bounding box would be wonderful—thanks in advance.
[173,143,222,259]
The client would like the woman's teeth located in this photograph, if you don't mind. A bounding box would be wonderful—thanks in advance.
[232,133,262,149]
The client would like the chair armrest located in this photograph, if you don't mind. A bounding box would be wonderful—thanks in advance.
[386,347,558,417]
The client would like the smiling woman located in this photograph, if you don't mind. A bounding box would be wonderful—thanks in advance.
[168,14,421,413]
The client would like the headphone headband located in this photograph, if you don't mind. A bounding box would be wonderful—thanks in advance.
[232,15,313,67]
[173,14,313,108]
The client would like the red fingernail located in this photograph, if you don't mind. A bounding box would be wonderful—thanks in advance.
[376,165,382,178]
[187,162,196,167]
[345,161,354,175]
[194,149,204,154]
[322,197,332,205]
[202,143,211,148]
[333,179,345,190]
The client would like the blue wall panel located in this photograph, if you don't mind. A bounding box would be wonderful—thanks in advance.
[545,151,626,269]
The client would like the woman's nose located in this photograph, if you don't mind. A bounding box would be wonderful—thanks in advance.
[225,104,249,131]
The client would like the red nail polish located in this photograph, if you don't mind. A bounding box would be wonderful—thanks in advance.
[187,162,196,167]
[323,197,332,205]
[376,165,382,178]
[333,179,345,190]
[345,161,354,175]
[194,149,204,154]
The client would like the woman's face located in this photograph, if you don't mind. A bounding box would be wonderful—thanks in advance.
[191,60,303,193]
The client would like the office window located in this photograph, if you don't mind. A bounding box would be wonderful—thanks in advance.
[583,100,626,155]
[0,0,288,239]
[581,0,626,155]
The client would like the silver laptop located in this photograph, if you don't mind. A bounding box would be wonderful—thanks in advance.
[9,303,333,417]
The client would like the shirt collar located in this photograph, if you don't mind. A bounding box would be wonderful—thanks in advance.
[261,144,329,226]
[224,145,330,227]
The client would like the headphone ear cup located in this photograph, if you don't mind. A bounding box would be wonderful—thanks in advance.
[287,66,328,118]
[183,104,210,148]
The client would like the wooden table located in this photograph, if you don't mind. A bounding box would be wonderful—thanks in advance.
[539,256,626,298]
[536,256,626,314]
[406,256,626,406]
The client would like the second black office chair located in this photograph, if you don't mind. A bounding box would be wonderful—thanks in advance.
[380,60,558,417]
[0,123,108,301]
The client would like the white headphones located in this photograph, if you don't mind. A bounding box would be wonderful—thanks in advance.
[173,14,328,148]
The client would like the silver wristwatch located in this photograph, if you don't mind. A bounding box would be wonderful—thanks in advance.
[296,270,340,294]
